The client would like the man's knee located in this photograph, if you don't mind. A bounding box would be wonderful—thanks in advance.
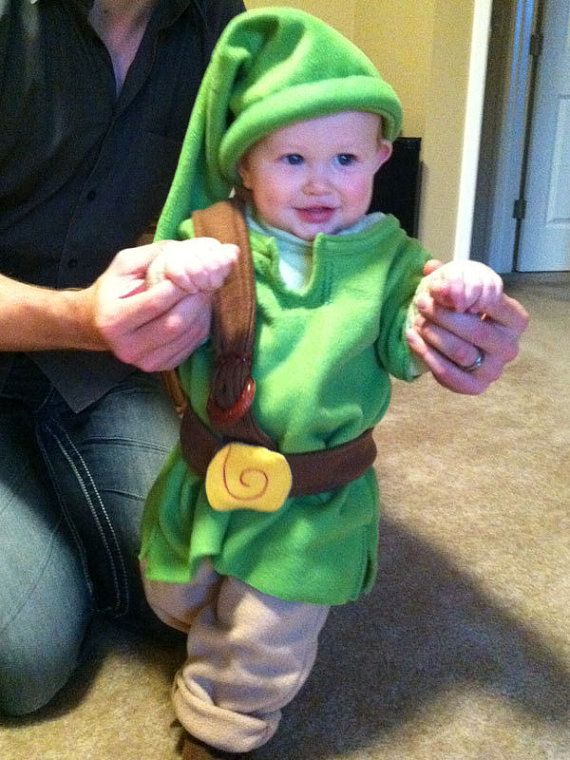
[0,579,92,716]
[0,634,83,716]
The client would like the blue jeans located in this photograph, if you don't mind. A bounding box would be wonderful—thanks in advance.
[0,356,180,715]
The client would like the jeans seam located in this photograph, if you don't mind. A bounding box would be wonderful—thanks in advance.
[39,420,129,616]
[37,432,94,601]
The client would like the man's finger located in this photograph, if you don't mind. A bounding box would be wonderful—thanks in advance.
[406,329,495,395]
[479,293,530,332]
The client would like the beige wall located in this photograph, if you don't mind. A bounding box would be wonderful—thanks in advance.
[245,1,356,38]
[353,0,436,138]
[419,0,475,260]
[244,0,477,261]
[249,0,356,38]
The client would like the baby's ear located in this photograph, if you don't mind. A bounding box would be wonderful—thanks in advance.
[237,157,252,190]
[375,139,393,171]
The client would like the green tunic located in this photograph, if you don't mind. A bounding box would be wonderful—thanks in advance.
[140,213,429,605]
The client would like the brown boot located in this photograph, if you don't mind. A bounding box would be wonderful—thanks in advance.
[181,732,247,760]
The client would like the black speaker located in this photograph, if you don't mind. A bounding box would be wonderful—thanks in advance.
[368,137,422,237]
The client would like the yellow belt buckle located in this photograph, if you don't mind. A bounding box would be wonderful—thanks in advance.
[205,442,292,512]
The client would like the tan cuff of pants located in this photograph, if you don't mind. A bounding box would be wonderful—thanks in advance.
[143,561,329,753]
[173,674,278,753]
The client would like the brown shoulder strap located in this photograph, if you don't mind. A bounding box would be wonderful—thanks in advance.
[160,368,188,418]
[191,200,274,448]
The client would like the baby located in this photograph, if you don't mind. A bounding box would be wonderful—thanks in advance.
[140,9,502,759]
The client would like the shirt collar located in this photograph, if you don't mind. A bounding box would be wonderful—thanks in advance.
[27,0,94,8]
[26,0,197,25]
[153,0,199,30]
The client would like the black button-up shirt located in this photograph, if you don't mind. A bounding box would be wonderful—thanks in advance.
[0,0,244,410]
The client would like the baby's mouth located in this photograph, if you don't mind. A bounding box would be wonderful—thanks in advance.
[295,206,336,224]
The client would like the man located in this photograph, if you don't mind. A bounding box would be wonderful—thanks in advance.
[0,0,245,716]
[0,0,528,717]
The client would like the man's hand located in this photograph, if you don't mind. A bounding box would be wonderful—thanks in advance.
[407,260,529,395]
[87,240,225,372]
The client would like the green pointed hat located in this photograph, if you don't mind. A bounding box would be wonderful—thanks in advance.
[155,6,403,241]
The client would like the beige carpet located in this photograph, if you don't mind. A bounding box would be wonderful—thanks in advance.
[1,273,568,760]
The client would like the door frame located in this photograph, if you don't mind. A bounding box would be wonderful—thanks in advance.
[454,0,494,261]
[473,0,541,272]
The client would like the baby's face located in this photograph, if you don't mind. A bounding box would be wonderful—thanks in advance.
[238,112,392,241]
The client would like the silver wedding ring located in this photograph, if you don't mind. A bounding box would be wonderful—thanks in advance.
[462,350,484,373]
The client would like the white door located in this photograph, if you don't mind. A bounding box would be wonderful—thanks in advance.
[517,0,570,271]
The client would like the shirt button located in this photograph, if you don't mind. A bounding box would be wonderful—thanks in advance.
[68,258,78,269]
[86,190,97,201]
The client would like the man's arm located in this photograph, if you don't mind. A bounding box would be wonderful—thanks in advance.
[0,241,213,370]
[0,274,102,352]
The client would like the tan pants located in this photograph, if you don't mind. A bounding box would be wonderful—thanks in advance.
[143,561,330,753]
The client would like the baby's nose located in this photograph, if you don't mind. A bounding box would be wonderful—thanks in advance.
[303,170,331,194]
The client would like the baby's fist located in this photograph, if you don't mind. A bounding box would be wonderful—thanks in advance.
[425,260,503,314]
[146,237,239,294]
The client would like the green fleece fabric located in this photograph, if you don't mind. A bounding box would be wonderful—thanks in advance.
[155,7,402,240]
[140,215,429,605]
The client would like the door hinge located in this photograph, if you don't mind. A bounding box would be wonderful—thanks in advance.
[513,198,527,220]
[530,31,543,58]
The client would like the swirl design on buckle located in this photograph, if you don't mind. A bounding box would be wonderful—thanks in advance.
[205,442,293,512]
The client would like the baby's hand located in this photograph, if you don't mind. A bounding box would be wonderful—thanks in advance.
[146,237,239,294]
[423,260,503,314]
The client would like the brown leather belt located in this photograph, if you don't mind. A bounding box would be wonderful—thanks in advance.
[180,404,377,497]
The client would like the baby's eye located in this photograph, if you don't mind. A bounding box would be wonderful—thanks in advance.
[283,154,304,165]
[336,153,357,167]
